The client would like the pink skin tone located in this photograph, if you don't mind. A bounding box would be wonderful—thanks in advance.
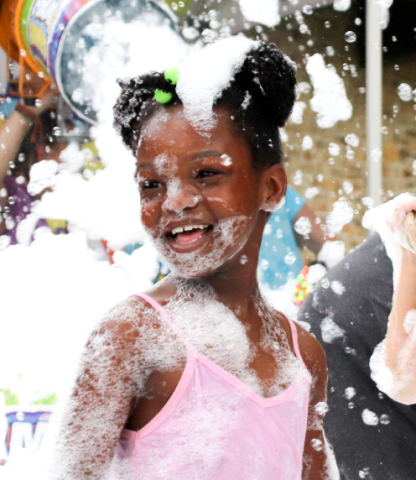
[384,195,416,404]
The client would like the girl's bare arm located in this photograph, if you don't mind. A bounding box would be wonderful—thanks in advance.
[298,328,340,480]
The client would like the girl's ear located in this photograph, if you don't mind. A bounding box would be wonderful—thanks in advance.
[261,163,287,212]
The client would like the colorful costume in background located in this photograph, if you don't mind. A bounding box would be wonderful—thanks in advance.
[259,186,305,290]
[0,175,50,245]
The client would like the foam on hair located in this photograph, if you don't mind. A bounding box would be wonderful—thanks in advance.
[113,38,297,169]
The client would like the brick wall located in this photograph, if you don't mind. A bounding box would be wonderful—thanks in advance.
[256,4,416,252]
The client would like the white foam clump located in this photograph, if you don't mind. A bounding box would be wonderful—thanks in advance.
[34,155,146,250]
[333,0,351,11]
[27,160,58,196]
[290,101,307,125]
[320,317,345,343]
[294,216,311,239]
[345,133,359,147]
[262,278,299,321]
[0,231,144,399]
[317,240,345,269]
[302,135,313,151]
[397,83,412,102]
[330,280,345,295]
[305,187,319,199]
[325,198,354,237]
[238,0,280,27]
[306,54,352,129]
[33,18,190,250]
[361,409,379,426]
[176,36,258,133]
[262,196,285,213]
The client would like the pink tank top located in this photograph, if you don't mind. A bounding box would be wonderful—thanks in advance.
[108,293,311,480]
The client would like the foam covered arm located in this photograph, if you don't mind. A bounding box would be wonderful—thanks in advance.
[364,195,416,404]
[48,299,149,479]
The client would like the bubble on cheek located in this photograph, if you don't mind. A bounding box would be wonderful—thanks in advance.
[262,196,285,213]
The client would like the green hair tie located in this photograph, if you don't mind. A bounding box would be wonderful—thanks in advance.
[154,68,180,104]
[155,89,173,104]
[164,67,180,85]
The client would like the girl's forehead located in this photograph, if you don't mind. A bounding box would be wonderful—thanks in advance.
[138,106,242,161]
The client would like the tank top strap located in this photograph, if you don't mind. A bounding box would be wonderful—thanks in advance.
[132,292,191,348]
[282,313,306,368]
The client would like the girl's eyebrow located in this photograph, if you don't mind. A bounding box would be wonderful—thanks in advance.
[137,151,223,170]
[195,150,223,160]
[137,162,156,170]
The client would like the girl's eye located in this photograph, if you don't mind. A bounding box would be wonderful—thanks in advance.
[196,169,220,179]
[141,180,163,190]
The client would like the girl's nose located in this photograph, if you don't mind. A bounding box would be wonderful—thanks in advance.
[162,180,201,213]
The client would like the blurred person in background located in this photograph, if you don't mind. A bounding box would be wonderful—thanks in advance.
[298,227,416,479]
[0,85,71,247]
[259,184,335,292]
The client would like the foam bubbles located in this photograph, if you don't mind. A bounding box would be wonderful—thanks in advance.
[238,0,280,27]
[27,160,58,196]
[325,198,354,237]
[302,135,313,151]
[294,216,312,239]
[306,54,353,129]
[361,409,379,426]
[320,317,345,343]
[176,36,258,133]
[397,83,412,102]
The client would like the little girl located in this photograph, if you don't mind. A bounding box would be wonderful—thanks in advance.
[50,37,338,479]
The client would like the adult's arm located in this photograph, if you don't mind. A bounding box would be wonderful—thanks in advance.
[382,209,416,404]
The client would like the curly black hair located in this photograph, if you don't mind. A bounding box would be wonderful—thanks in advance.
[113,41,296,169]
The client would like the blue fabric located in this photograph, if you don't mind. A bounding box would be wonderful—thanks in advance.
[258,186,305,290]
[0,96,19,119]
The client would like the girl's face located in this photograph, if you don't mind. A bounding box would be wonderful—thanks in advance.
[137,105,285,278]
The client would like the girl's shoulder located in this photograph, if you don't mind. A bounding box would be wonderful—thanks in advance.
[92,295,165,347]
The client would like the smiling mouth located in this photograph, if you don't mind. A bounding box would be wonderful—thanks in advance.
[166,224,213,246]
[169,224,212,244]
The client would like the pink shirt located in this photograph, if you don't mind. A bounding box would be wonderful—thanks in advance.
[107,293,310,479]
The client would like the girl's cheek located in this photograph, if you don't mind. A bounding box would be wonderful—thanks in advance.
[140,200,158,222]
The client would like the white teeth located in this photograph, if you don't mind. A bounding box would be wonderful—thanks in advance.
[171,224,208,235]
